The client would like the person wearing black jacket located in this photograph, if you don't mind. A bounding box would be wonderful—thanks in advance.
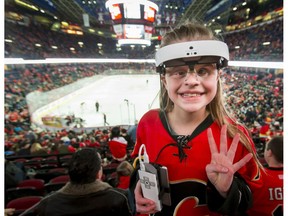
[20,148,132,216]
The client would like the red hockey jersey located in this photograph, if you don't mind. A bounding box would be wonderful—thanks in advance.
[132,109,263,216]
[247,167,283,216]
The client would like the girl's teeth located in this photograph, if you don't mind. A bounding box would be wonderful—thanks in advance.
[183,93,200,97]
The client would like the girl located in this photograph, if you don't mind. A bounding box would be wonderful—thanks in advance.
[130,21,263,216]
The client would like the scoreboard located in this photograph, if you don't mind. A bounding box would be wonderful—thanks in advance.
[105,0,158,45]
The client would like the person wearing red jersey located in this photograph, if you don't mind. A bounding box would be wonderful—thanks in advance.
[130,21,263,216]
[247,136,283,216]
[259,117,272,138]
[109,126,128,162]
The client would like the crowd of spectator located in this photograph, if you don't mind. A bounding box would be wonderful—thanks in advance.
[224,68,283,136]
[5,17,283,61]
[4,62,283,161]
[224,18,283,61]
[4,21,157,60]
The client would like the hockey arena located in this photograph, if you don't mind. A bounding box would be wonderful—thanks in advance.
[4,0,284,215]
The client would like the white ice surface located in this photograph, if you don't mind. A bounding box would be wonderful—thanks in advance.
[44,74,160,127]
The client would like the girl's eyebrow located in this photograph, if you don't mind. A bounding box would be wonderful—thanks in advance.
[197,63,216,66]
[165,66,188,71]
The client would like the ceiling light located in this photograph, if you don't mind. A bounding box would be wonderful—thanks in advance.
[118,39,151,46]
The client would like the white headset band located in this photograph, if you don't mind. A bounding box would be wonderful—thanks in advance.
[155,40,229,67]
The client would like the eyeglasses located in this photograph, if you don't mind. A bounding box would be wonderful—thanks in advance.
[164,63,218,81]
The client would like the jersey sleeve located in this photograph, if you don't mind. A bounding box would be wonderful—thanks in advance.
[207,174,252,215]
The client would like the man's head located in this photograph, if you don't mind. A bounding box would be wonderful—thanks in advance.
[264,136,283,166]
[68,148,102,184]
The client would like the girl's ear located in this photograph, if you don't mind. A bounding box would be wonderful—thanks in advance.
[217,69,222,80]
[161,74,167,86]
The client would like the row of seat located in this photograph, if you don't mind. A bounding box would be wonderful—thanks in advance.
[13,155,73,170]
[5,175,70,206]
[6,196,43,216]
[5,155,123,215]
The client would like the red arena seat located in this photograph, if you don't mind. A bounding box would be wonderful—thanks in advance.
[5,187,39,206]
[6,196,43,215]
[49,175,70,183]
[17,179,45,195]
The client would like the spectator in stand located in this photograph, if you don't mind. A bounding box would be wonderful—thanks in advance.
[87,137,101,148]
[16,140,31,156]
[127,120,138,145]
[120,128,134,151]
[259,117,272,138]
[101,129,110,142]
[19,148,132,216]
[57,140,76,154]
[115,160,134,190]
[30,142,48,155]
[5,159,27,189]
[247,136,283,215]
[108,126,128,162]
[49,142,59,154]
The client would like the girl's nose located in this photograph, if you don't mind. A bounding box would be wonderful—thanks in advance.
[184,69,200,83]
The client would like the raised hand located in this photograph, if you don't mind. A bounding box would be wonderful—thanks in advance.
[205,125,253,197]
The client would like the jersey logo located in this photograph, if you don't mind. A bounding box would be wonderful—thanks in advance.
[174,196,210,216]
[168,180,210,215]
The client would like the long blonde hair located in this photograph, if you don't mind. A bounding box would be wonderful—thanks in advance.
[159,21,262,168]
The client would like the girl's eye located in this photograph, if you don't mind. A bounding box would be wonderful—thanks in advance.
[195,64,216,76]
[196,68,209,76]
[174,71,187,77]
[168,69,187,77]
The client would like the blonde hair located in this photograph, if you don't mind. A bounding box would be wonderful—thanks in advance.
[116,160,134,176]
[30,143,43,153]
[159,21,262,168]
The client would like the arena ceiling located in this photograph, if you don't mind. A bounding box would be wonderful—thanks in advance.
[5,0,280,38]
[5,0,235,28]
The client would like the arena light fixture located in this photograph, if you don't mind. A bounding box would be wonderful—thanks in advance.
[4,58,156,64]
[4,58,284,69]
[105,0,158,12]
[118,39,151,46]
[15,0,39,11]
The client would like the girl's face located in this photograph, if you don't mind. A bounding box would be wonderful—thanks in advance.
[161,62,219,114]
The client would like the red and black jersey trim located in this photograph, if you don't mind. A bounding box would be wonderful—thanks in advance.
[155,110,214,163]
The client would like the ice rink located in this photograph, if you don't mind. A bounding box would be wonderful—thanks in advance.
[40,74,161,127]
